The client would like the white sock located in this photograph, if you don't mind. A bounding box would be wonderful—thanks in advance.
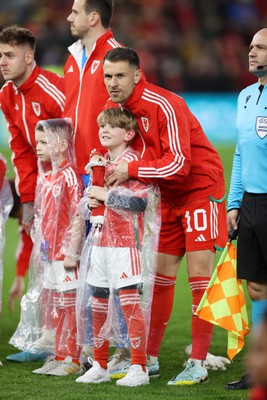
[146,355,158,364]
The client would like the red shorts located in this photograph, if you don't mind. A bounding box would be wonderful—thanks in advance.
[159,197,228,256]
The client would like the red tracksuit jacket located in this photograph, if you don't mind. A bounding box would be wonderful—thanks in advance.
[106,75,225,208]
[0,64,65,203]
[63,29,122,175]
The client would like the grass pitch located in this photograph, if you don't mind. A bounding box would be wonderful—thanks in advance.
[0,146,250,400]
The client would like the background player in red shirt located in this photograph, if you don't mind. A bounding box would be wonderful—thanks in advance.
[76,108,160,387]
[64,0,123,184]
[103,47,228,385]
[10,119,85,376]
[0,26,65,233]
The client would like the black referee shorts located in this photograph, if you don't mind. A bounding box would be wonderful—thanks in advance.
[237,192,267,281]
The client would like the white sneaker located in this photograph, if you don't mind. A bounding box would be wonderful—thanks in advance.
[116,365,149,387]
[33,330,55,352]
[108,348,131,379]
[76,361,110,384]
[32,357,61,375]
[47,356,84,376]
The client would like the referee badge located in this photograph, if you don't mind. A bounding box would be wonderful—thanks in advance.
[256,116,267,139]
[141,117,149,132]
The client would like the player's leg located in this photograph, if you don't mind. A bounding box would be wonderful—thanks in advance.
[146,203,183,376]
[247,281,267,327]
[76,286,110,383]
[48,291,83,376]
[146,252,182,377]
[235,193,267,327]
[187,249,215,363]
[116,285,149,387]
[32,291,64,374]
[107,293,131,373]
[168,198,228,386]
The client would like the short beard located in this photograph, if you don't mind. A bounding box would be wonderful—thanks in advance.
[71,31,81,40]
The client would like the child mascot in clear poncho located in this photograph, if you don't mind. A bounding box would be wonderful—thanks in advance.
[10,119,85,376]
[76,107,161,387]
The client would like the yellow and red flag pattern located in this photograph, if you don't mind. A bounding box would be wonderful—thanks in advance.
[195,242,250,361]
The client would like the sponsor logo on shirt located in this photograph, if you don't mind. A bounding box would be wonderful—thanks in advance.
[67,65,74,73]
[32,102,41,117]
[256,116,267,139]
[141,117,149,132]
[91,60,100,75]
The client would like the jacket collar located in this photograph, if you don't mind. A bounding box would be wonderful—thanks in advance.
[68,29,114,66]
[122,74,147,113]
[15,62,39,93]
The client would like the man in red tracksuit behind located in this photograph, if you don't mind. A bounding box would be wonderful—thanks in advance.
[0,26,65,363]
[103,47,228,386]
[64,0,123,184]
[0,26,65,234]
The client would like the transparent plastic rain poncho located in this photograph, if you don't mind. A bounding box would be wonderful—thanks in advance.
[76,147,161,349]
[0,155,13,313]
[10,119,84,356]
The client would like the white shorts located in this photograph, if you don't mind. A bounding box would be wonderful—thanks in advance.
[43,260,79,292]
[87,247,143,290]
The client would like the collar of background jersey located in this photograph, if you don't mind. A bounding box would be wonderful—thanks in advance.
[14,62,39,92]
[122,73,147,110]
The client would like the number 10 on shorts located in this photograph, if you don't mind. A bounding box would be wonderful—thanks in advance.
[185,209,208,232]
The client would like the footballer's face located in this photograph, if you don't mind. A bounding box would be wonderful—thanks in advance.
[35,130,51,163]
[247,322,267,387]
[0,43,34,86]
[249,29,267,77]
[103,60,141,105]
[67,0,91,39]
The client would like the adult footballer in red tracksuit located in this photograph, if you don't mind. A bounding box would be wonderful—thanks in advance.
[104,51,228,383]
[0,64,65,205]
[63,29,122,177]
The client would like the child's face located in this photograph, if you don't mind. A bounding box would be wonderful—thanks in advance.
[35,129,51,162]
[98,121,132,150]
[247,322,267,387]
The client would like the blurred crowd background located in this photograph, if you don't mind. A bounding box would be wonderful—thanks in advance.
[0,0,267,92]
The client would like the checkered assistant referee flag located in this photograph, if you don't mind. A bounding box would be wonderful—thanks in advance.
[195,242,250,361]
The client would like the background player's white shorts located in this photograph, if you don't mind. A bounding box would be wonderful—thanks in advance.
[43,261,79,291]
[87,246,143,290]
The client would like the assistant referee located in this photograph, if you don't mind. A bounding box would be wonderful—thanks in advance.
[227,28,267,390]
